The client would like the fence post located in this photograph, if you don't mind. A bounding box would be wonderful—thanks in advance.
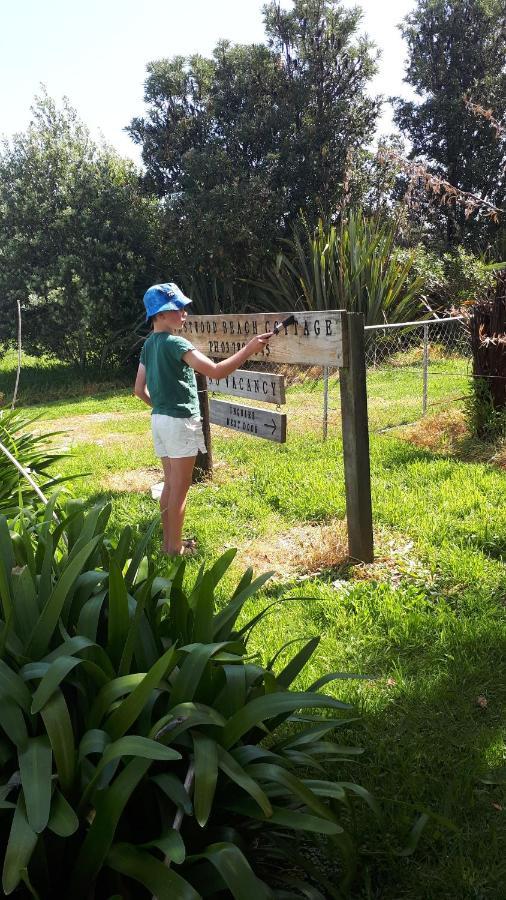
[422,323,429,415]
[339,312,374,563]
[322,366,329,440]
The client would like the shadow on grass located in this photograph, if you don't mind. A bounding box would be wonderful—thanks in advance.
[461,534,506,563]
[337,626,506,900]
[0,359,133,408]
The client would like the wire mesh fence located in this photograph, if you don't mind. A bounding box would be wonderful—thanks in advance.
[364,317,471,370]
[276,317,473,438]
[204,316,473,440]
[363,316,472,431]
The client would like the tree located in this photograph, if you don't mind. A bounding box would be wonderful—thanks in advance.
[127,0,379,298]
[263,0,379,218]
[394,0,506,248]
[0,92,161,368]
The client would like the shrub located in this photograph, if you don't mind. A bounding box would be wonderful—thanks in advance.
[0,500,373,898]
[397,244,495,312]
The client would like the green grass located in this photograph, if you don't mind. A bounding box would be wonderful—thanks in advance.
[1,351,505,899]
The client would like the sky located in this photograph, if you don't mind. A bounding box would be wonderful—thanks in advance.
[0,0,417,164]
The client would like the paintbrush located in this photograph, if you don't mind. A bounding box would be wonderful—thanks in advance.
[272,314,296,335]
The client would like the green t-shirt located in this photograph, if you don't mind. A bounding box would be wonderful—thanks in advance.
[140,332,200,418]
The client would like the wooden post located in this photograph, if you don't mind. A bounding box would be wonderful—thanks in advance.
[339,313,374,563]
[193,372,213,481]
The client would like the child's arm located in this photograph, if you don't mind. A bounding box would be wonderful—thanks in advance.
[134,363,152,407]
[183,333,274,379]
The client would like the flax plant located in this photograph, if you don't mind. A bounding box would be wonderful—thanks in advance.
[256,210,426,325]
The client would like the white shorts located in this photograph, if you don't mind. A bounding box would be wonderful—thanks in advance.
[151,414,207,459]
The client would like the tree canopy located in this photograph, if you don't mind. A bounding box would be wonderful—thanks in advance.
[394,0,506,247]
[0,92,160,367]
[127,0,380,296]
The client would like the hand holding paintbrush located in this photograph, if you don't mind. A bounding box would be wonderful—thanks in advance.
[272,314,296,335]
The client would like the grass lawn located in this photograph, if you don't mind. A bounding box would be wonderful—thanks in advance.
[1,351,505,899]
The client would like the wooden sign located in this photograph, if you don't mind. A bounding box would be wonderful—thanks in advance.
[183,311,346,367]
[206,369,285,405]
[210,399,287,443]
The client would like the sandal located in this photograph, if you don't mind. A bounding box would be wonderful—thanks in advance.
[181,544,197,557]
[182,538,198,550]
[162,543,198,558]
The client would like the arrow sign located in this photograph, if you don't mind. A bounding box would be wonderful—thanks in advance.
[209,399,287,443]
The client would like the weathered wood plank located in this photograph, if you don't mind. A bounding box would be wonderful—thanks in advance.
[339,313,374,563]
[193,372,213,481]
[206,369,285,405]
[210,399,287,443]
[182,311,346,366]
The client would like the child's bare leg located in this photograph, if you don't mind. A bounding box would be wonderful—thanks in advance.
[160,457,172,551]
[164,455,196,555]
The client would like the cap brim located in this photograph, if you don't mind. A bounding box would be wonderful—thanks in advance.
[145,296,192,321]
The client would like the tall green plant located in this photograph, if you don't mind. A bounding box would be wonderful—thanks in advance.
[256,210,426,324]
[0,500,376,898]
[0,408,68,517]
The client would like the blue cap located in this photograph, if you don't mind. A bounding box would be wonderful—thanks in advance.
[143,283,192,321]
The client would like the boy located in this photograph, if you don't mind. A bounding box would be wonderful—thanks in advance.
[134,282,273,556]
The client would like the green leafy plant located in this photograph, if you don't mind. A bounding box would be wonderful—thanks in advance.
[0,408,69,517]
[0,500,375,899]
[255,209,426,325]
[464,376,506,441]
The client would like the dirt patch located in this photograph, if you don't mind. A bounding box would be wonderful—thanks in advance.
[40,412,145,446]
[237,519,434,588]
[403,410,506,467]
[350,536,433,588]
[238,520,349,578]
[404,409,468,452]
[101,467,161,493]
[43,411,129,430]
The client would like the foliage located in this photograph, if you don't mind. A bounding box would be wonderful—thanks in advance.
[465,376,506,442]
[393,0,506,247]
[255,209,425,324]
[127,0,379,293]
[395,244,495,312]
[261,0,380,221]
[0,91,161,369]
[0,408,68,517]
[464,271,506,438]
[178,274,255,317]
[0,500,373,898]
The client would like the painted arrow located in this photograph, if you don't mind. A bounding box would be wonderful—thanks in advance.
[210,399,286,443]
